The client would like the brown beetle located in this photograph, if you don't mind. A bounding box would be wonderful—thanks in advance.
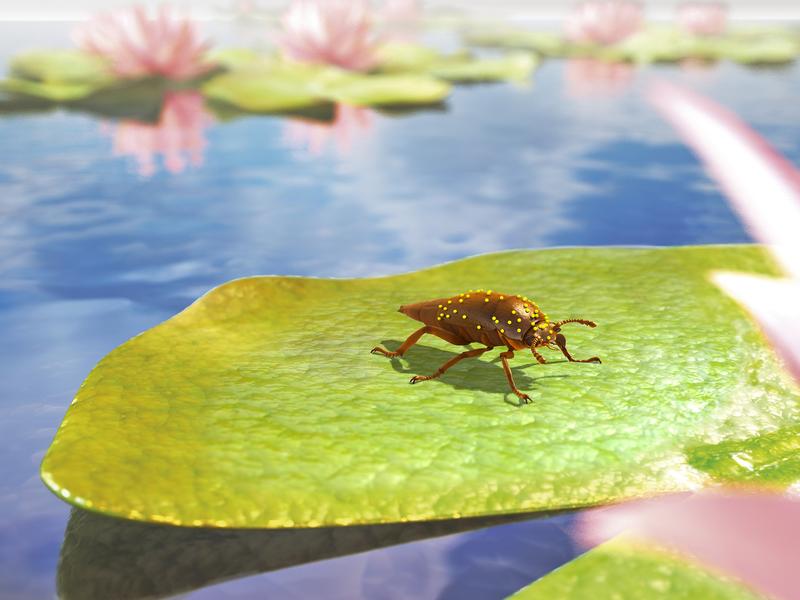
[371,289,600,403]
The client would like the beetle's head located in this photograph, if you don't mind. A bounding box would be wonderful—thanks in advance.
[524,318,597,349]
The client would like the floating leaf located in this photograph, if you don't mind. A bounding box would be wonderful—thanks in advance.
[320,73,451,106]
[2,50,115,101]
[687,425,800,486]
[428,52,538,83]
[201,68,329,113]
[465,26,800,65]
[375,42,449,72]
[41,246,800,528]
[511,540,765,599]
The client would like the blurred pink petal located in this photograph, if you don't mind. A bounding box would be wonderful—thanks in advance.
[277,0,378,72]
[649,82,800,279]
[565,1,643,46]
[283,104,373,157]
[73,4,214,80]
[564,58,635,97]
[577,490,800,600]
[109,91,213,177]
[677,2,728,37]
[712,273,800,382]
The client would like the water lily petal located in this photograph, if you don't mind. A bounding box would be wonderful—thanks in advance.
[649,82,800,279]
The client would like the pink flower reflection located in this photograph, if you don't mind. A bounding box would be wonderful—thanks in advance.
[565,1,643,46]
[282,104,374,157]
[73,4,214,80]
[677,2,728,37]
[107,91,213,177]
[577,491,800,600]
[564,58,635,97]
[277,0,378,72]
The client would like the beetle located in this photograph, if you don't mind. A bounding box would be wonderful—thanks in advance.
[370,289,600,403]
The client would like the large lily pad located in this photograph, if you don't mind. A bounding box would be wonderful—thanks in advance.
[41,246,800,528]
[511,540,765,599]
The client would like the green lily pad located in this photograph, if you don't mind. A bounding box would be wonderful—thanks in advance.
[511,540,766,599]
[465,26,800,65]
[40,246,800,528]
[687,425,800,486]
[2,50,115,101]
[201,68,328,113]
[427,52,538,83]
[376,42,538,83]
[320,72,451,106]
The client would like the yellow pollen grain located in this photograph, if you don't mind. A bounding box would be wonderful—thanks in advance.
[453,309,458,313]
[446,314,450,318]
[499,295,504,300]
[507,320,512,324]
[511,310,516,314]
[539,323,547,329]
[466,294,471,298]
[462,315,467,319]
[447,300,452,304]
[517,328,522,333]
[458,299,464,303]
[437,317,441,321]
[438,304,443,308]
[484,298,489,302]
[517,318,522,322]
[476,325,481,329]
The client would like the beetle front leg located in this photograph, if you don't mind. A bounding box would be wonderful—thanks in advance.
[555,334,601,364]
[531,348,547,364]
[409,346,492,384]
[499,349,532,404]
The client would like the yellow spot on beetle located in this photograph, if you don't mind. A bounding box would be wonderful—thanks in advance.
[477,325,481,329]
[462,315,467,319]
[459,298,464,303]
[517,318,522,322]
[453,309,458,313]
[539,323,547,329]
[517,328,522,333]
[446,314,450,318]
[447,300,452,304]
[500,328,505,333]
[484,298,489,302]
[507,320,512,324]
[511,310,516,314]
[499,295,504,300]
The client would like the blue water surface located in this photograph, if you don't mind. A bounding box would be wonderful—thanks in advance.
[2,19,800,600]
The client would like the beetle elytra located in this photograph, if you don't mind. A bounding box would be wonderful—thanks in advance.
[371,289,600,403]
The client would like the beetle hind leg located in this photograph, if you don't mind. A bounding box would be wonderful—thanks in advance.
[499,349,532,404]
[409,346,492,384]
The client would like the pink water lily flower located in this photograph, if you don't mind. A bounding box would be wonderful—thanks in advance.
[107,91,213,177]
[565,1,644,46]
[283,104,373,157]
[277,0,378,72]
[649,82,800,381]
[578,491,800,600]
[73,5,214,80]
[677,2,728,37]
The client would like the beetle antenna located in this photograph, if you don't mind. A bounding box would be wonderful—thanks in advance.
[554,318,596,328]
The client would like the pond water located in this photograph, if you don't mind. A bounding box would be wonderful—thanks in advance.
[1,19,799,600]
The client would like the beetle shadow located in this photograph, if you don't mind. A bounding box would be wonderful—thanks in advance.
[378,341,571,405]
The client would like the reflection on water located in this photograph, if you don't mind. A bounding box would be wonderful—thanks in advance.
[564,58,636,97]
[282,104,375,157]
[1,20,800,600]
[105,91,214,177]
[57,508,578,600]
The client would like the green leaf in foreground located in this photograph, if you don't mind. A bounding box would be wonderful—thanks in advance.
[510,540,766,599]
[41,246,800,528]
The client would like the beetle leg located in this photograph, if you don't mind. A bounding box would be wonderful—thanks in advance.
[371,326,430,358]
[499,349,532,404]
[555,334,601,364]
[409,346,492,384]
[531,348,547,364]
